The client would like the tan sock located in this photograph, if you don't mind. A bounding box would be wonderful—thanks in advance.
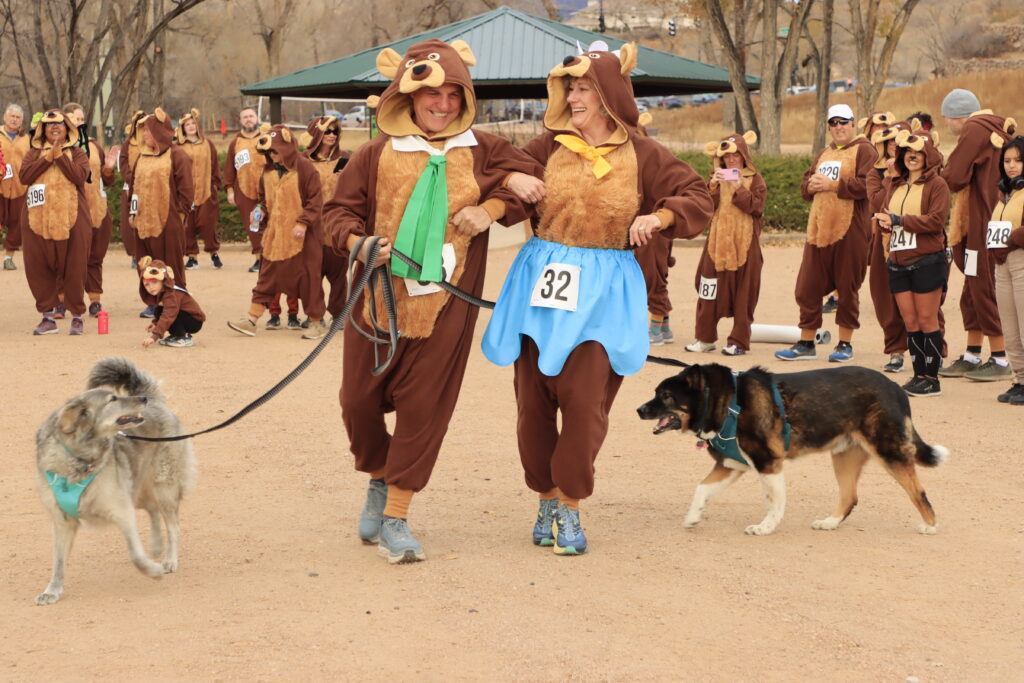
[383,486,413,519]
[4,250,13,258]
[369,467,387,480]
[247,302,267,320]
[838,326,854,344]
[87,292,101,303]
[539,488,559,501]
[560,496,580,511]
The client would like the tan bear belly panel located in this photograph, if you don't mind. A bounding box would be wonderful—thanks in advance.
[806,145,858,247]
[312,160,340,246]
[26,158,78,240]
[707,177,755,271]
[182,141,212,205]
[884,182,925,259]
[234,136,265,198]
[134,153,172,239]
[261,170,304,262]
[948,187,970,246]
[85,141,108,227]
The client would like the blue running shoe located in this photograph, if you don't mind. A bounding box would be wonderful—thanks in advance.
[648,323,664,346]
[377,516,426,564]
[552,504,587,556]
[660,322,674,344]
[828,342,854,363]
[533,498,559,546]
[358,478,387,544]
[775,342,816,361]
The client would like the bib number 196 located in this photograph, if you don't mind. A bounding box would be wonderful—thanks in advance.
[530,263,580,311]
[26,184,46,208]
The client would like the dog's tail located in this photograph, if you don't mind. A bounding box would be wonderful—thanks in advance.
[914,432,949,468]
[87,357,164,399]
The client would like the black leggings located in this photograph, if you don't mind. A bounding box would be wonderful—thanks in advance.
[154,307,203,337]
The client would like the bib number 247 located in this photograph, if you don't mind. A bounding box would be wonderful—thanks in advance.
[530,263,580,312]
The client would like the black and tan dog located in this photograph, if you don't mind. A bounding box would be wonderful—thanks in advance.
[637,363,947,535]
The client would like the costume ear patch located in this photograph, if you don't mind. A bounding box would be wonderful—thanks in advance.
[929,130,940,147]
[154,107,167,123]
[297,131,312,148]
[166,266,175,280]
[377,48,403,79]
[618,42,638,75]
[703,141,720,157]
[281,128,292,143]
[1006,117,1017,135]
[909,117,922,132]
[449,39,477,67]
[990,131,1006,149]
[191,108,200,120]
[638,112,652,127]
[366,95,380,109]
[138,255,153,269]
[742,130,758,145]
[857,117,868,132]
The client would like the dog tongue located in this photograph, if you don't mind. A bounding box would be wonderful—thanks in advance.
[654,416,674,434]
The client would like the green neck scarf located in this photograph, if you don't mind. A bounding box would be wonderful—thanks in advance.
[391,155,448,282]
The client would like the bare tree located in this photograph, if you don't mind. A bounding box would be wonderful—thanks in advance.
[802,0,833,153]
[848,0,921,115]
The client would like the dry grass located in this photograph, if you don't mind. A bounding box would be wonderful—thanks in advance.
[651,70,1022,154]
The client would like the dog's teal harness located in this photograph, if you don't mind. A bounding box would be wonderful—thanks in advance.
[704,372,791,465]
[45,471,97,519]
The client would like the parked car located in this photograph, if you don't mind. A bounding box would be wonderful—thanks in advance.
[635,100,649,113]
[690,93,721,106]
[883,81,911,89]
[342,105,367,126]
[658,96,684,109]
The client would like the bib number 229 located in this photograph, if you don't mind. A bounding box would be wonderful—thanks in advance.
[530,263,580,312]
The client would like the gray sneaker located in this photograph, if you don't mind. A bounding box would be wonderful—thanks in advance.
[938,355,980,378]
[963,358,1013,382]
[377,517,425,564]
[660,324,674,344]
[2,256,15,270]
[358,478,387,544]
[883,353,904,373]
[648,323,664,346]
[997,383,1024,403]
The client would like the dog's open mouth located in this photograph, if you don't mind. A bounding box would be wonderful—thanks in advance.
[116,414,145,426]
[652,414,681,435]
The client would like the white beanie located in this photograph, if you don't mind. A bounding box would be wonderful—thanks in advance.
[941,89,980,119]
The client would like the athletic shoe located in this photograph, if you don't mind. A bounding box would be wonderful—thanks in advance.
[227,317,257,337]
[2,255,15,270]
[722,344,746,356]
[775,342,816,361]
[1010,391,1024,407]
[532,498,560,546]
[962,358,1013,382]
[822,294,838,314]
[660,324,675,344]
[300,320,327,340]
[648,323,664,346]
[552,504,587,556]
[130,257,137,269]
[53,302,66,319]
[33,317,57,335]
[160,335,194,348]
[828,342,854,363]
[905,377,941,397]
[69,316,84,335]
[248,258,260,273]
[139,305,156,319]
[997,383,1024,404]
[377,517,425,564]
[211,253,223,269]
[185,256,199,270]
[289,315,303,330]
[685,340,715,353]
[265,314,282,330]
[883,353,905,373]
[938,355,980,378]
[88,301,103,317]
[358,478,388,544]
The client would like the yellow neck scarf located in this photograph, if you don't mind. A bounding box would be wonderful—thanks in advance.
[554,134,616,179]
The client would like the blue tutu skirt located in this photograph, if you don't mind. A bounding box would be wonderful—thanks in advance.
[482,237,649,376]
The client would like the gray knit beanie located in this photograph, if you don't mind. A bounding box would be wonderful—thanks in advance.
[941,89,981,119]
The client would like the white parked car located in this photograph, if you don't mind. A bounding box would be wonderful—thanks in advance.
[342,105,367,126]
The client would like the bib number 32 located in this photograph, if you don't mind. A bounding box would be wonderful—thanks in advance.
[530,263,580,312]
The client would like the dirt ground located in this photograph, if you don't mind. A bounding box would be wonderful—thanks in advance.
[1,239,1021,681]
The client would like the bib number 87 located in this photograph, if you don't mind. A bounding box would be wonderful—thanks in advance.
[530,263,581,311]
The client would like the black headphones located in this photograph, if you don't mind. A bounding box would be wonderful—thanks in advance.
[998,176,1024,193]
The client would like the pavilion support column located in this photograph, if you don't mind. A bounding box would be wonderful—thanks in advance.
[269,95,282,124]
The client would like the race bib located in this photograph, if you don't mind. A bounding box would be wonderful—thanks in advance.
[817,160,842,182]
[889,226,917,252]
[964,248,978,277]
[402,243,456,297]
[234,148,251,170]
[986,220,1012,249]
[129,193,139,216]
[26,184,45,208]
[530,263,581,312]
[698,275,718,301]
[122,182,129,193]
[100,186,107,199]
[3,163,12,180]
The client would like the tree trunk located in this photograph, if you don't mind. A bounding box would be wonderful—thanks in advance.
[850,0,922,115]
[704,0,760,141]
[812,0,833,154]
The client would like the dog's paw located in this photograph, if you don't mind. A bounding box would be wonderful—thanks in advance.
[682,515,702,529]
[162,558,178,573]
[917,523,938,535]
[811,517,842,531]
[744,523,776,536]
[137,559,165,579]
[35,591,61,606]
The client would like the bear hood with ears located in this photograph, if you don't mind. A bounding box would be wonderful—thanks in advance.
[123,110,146,144]
[137,107,174,155]
[301,115,344,161]
[544,41,640,146]
[175,108,204,143]
[256,124,300,169]
[894,129,943,179]
[30,109,78,150]
[138,255,176,291]
[870,119,916,168]
[703,130,758,174]
[374,39,477,140]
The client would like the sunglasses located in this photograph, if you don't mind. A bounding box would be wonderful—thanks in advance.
[827,118,852,127]
[325,128,339,135]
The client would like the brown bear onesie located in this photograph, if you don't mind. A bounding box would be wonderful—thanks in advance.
[127,107,194,298]
[18,110,92,325]
[82,132,116,310]
[692,130,766,351]
[175,109,222,260]
[224,119,268,257]
[1,119,30,261]
[302,115,349,317]
[323,39,536,544]
[118,110,145,260]
[138,256,206,341]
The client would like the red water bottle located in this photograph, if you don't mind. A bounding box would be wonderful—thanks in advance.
[97,310,109,334]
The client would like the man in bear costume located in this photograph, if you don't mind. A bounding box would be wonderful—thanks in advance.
[18,109,92,335]
[483,42,713,554]
[323,39,537,564]
[1,104,30,271]
[224,106,268,272]
[176,108,223,270]
[226,124,326,340]
[118,110,145,266]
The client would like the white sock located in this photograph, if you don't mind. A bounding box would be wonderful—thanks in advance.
[963,351,981,363]
[994,356,1009,367]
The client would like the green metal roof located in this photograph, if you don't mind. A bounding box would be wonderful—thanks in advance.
[241,6,759,100]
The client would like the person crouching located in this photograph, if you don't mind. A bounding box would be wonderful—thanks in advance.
[138,256,205,348]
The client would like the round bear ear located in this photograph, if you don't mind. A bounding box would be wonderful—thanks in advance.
[618,42,638,75]
[366,95,381,109]
[638,112,652,127]
[909,117,922,132]
[449,39,477,67]
[281,128,292,143]
[703,140,720,157]
[857,117,868,132]
[376,48,403,79]
[138,255,152,269]
[742,130,758,145]
[297,131,312,148]
[190,108,200,120]
[166,266,175,280]
[990,131,1006,150]
[154,107,167,123]
[928,130,940,147]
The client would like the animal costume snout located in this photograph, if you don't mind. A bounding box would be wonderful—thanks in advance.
[412,63,428,76]
[563,55,576,66]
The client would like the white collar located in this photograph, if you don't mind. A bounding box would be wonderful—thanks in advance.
[390,129,477,156]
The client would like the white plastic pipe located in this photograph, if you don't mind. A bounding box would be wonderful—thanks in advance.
[750,324,831,345]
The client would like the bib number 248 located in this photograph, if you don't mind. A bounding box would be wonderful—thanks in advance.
[530,263,580,312]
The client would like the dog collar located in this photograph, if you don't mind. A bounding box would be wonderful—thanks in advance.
[45,470,98,519]
[59,441,96,476]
